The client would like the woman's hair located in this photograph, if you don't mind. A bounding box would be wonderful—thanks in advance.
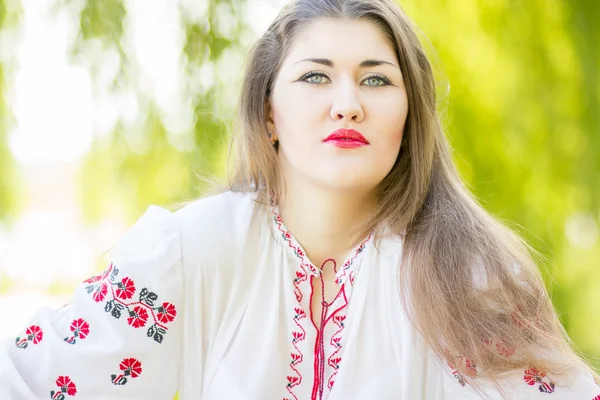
[229,0,599,395]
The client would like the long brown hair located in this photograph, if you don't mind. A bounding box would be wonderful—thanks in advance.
[229,0,599,395]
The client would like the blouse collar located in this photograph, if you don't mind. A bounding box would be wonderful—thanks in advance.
[269,205,375,284]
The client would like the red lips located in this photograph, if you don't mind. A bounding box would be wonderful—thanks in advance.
[323,128,369,148]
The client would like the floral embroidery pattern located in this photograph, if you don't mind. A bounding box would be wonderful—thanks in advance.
[495,341,516,358]
[15,325,43,349]
[334,231,373,285]
[284,307,307,400]
[111,357,143,385]
[273,210,374,400]
[50,376,77,399]
[483,337,516,358]
[524,368,555,394]
[326,314,346,389]
[64,318,90,345]
[83,262,177,344]
[447,356,478,387]
[443,347,478,387]
[274,213,320,279]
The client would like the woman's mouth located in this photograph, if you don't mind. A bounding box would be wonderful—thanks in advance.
[323,128,370,149]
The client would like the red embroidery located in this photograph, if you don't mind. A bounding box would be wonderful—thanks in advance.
[111,357,143,385]
[495,341,516,358]
[285,308,307,400]
[127,306,149,328]
[334,231,373,284]
[326,314,346,389]
[50,376,77,399]
[592,395,600,400]
[115,277,136,300]
[444,348,478,387]
[524,368,555,394]
[274,213,320,278]
[483,337,516,358]
[447,356,477,387]
[273,208,373,400]
[157,302,177,324]
[83,262,177,344]
[15,325,44,349]
[64,318,90,345]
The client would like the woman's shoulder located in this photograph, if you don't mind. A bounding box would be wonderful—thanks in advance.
[172,190,260,237]
[171,190,265,269]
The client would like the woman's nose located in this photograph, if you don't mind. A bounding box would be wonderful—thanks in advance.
[330,83,364,122]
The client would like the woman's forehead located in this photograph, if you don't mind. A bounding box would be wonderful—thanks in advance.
[283,18,398,68]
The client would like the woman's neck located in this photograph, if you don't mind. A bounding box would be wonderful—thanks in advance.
[277,181,377,268]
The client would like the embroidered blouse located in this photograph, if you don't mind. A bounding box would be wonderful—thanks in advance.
[1,191,599,399]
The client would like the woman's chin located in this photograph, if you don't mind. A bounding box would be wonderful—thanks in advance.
[311,173,381,194]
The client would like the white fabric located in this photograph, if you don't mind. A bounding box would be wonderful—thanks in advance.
[1,191,599,399]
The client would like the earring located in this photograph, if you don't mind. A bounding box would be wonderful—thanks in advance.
[269,131,278,145]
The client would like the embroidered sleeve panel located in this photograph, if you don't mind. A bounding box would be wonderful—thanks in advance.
[0,206,184,399]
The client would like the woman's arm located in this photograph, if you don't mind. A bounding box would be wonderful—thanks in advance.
[0,206,184,399]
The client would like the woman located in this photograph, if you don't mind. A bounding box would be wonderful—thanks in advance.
[1,0,599,399]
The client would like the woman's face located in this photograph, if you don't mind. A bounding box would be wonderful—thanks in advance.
[268,18,408,194]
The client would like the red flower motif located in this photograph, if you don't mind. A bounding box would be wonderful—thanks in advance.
[286,376,299,385]
[92,282,108,302]
[292,331,304,341]
[524,368,545,386]
[290,353,301,363]
[463,357,477,378]
[511,312,525,329]
[26,325,44,344]
[295,271,306,280]
[127,306,149,328]
[115,277,136,300]
[70,318,90,339]
[55,375,77,396]
[524,368,555,393]
[157,302,177,324]
[120,357,143,378]
[496,341,516,357]
[294,307,306,318]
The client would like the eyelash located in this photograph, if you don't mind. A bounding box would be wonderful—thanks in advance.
[299,71,391,87]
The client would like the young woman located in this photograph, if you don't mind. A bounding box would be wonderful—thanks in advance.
[2,0,599,399]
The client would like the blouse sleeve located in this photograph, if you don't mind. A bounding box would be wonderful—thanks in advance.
[444,360,600,399]
[0,205,184,399]
[491,367,600,399]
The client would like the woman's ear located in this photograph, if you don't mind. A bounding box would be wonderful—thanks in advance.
[265,99,276,134]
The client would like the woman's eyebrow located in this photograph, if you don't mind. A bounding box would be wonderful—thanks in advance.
[293,58,399,69]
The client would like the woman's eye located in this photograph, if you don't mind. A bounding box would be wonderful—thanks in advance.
[363,75,390,87]
[299,72,390,86]
[301,72,330,84]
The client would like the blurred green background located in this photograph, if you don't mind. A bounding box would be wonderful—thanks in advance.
[0,1,598,394]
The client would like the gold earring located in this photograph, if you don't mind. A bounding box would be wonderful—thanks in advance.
[269,131,278,145]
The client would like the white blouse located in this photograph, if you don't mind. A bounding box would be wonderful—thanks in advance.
[1,191,599,399]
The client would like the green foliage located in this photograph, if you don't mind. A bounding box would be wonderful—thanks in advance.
[78,0,126,43]
[73,0,248,223]
[0,0,20,222]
